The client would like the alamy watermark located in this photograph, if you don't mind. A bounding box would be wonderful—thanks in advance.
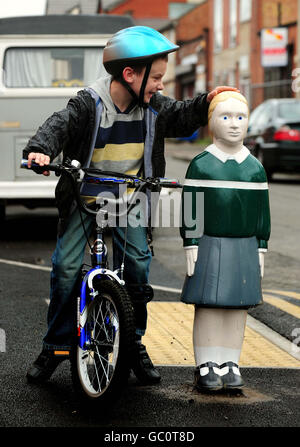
[95,187,204,238]
[291,327,300,355]
[0,328,6,352]
[292,68,300,93]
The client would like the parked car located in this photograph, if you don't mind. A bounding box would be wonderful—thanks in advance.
[244,98,300,180]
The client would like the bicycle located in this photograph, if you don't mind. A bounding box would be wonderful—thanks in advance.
[21,158,182,405]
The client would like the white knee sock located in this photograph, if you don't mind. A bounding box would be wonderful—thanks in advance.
[193,346,241,367]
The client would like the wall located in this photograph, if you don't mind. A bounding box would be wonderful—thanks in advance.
[106,0,186,18]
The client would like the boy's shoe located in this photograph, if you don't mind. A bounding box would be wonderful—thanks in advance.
[220,361,244,389]
[132,343,161,385]
[194,362,223,391]
[26,349,69,383]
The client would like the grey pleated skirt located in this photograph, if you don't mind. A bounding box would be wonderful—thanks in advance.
[181,235,263,308]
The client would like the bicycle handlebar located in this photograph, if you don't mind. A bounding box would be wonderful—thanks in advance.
[20,159,182,216]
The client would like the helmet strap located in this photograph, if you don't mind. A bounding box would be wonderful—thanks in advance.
[138,61,152,108]
[118,76,139,105]
[118,60,153,109]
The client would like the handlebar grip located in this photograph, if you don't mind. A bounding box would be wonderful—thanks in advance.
[158,178,183,188]
[20,159,61,174]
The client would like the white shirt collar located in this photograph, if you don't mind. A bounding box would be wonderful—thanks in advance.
[205,144,250,164]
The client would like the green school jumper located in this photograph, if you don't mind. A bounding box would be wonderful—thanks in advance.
[180,144,271,308]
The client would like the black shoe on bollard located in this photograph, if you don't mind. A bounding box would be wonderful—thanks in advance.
[194,362,223,392]
[220,361,245,389]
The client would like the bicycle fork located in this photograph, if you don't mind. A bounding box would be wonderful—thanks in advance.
[77,220,125,351]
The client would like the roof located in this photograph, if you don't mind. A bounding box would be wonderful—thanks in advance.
[46,0,98,15]
[0,14,135,35]
[135,18,174,32]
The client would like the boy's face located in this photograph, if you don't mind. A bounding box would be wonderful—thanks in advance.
[132,57,167,103]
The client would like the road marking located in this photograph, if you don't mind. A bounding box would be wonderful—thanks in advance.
[1,256,297,310]
[0,258,51,271]
[152,284,181,293]
[264,289,300,301]
[0,257,182,293]
[0,258,298,300]
[263,293,300,319]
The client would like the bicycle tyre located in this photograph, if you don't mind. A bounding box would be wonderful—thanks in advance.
[71,279,135,405]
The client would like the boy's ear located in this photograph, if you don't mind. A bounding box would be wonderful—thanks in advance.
[122,67,135,83]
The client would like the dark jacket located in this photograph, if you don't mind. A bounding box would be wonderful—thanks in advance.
[23,88,209,219]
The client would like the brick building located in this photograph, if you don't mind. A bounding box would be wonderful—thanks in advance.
[175,1,210,99]
[103,0,298,110]
[102,0,187,17]
[177,0,298,109]
[250,0,298,108]
[210,0,297,109]
[210,0,252,103]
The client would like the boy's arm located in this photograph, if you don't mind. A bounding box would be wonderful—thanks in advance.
[151,86,239,138]
[23,90,92,164]
[152,93,209,138]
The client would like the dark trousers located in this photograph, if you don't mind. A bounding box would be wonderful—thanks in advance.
[43,207,152,350]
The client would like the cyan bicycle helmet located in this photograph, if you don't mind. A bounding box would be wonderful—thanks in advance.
[103,26,179,107]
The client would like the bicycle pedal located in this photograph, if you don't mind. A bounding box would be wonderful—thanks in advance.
[54,350,70,358]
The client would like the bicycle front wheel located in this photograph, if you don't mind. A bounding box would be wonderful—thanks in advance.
[71,279,135,405]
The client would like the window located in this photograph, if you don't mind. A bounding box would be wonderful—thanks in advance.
[254,103,273,127]
[278,102,300,120]
[240,0,252,22]
[248,103,273,131]
[248,103,267,129]
[229,0,237,47]
[214,0,223,51]
[4,47,105,88]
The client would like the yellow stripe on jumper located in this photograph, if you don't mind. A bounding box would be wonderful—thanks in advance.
[92,143,144,163]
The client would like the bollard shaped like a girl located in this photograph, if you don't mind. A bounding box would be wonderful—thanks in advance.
[180,91,271,392]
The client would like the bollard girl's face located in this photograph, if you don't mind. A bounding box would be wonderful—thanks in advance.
[209,97,249,146]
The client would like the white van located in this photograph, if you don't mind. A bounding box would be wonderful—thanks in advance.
[0,14,134,221]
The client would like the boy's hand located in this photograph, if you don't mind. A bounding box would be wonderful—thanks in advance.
[27,152,51,176]
[207,86,240,103]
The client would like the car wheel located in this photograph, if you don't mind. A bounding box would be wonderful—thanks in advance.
[0,201,5,223]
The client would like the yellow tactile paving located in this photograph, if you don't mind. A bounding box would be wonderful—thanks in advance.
[143,302,300,368]
[241,326,299,367]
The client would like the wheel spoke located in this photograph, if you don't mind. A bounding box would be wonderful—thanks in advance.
[76,290,120,396]
[72,280,134,402]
